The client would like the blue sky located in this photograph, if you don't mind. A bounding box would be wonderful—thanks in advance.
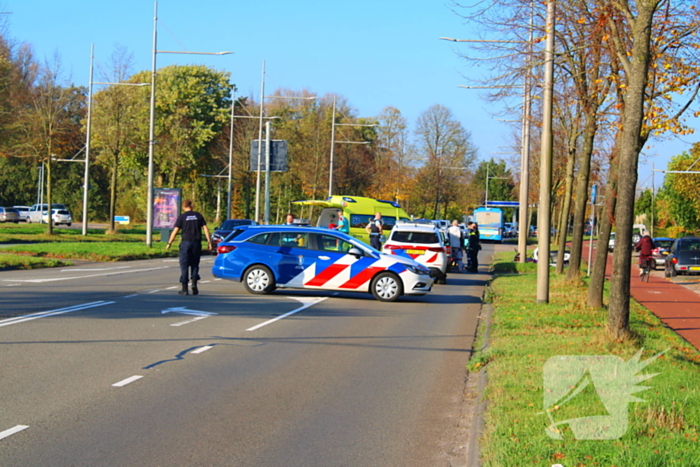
[5,0,699,190]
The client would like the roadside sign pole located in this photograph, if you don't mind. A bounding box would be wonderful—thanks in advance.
[587,184,597,276]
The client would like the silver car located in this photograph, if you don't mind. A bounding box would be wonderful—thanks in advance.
[0,207,21,223]
[13,205,30,222]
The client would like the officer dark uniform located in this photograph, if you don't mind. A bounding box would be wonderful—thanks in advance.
[166,200,212,295]
[466,222,481,273]
[365,213,384,250]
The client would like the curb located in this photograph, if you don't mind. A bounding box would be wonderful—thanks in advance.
[465,301,492,467]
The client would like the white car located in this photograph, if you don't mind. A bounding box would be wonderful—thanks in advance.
[43,208,72,226]
[533,247,570,266]
[382,222,449,284]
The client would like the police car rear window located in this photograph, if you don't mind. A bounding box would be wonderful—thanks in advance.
[224,228,247,242]
[391,231,439,244]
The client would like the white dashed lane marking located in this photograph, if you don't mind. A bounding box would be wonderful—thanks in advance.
[112,376,143,387]
[0,425,29,441]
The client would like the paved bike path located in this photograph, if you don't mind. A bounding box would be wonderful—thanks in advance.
[586,244,700,351]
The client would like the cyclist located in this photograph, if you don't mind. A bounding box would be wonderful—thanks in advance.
[634,232,656,278]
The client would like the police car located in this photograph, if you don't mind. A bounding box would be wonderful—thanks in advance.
[382,222,450,284]
[212,225,433,302]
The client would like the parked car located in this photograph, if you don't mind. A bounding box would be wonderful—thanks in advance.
[608,232,616,251]
[0,206,20,223]
[13,205,30,222]
[664,237,700,277]
[650,237,674,270]
[532,247,570,266]
[212,225,433,302]
[382,222,450,284]
[211,219,257,251]
[44,208,72,226]
[27,204,67,223]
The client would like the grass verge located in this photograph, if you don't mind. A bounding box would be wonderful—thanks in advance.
[0,223,147,243]
[0,253,73,270]
[477,252,700,467]
[1,242,178,262]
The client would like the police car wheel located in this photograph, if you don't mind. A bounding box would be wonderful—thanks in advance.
[371,272,403,302]
[243,265,276,294]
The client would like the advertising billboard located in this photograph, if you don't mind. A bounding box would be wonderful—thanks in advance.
[153,188,181,229]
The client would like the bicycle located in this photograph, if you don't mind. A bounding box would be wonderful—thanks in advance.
[640,257,652,282]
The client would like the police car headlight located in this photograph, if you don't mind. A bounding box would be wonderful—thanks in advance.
[406,264,428,275]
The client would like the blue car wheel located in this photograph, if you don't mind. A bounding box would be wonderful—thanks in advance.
[243,265,276,295]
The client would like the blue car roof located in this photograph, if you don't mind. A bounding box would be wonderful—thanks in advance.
[224,224,356,240]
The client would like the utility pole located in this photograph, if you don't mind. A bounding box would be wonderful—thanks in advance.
[537,0,555,304]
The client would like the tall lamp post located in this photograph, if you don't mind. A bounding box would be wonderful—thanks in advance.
[55,45,148,236]
[253,86,316,223]
[328,95,376,197]
[145,1,232,246]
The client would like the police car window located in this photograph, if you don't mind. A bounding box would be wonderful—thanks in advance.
[248,233,271,245]
[391,231,439,244]
[274,232,308,249]
[315,234,353,253]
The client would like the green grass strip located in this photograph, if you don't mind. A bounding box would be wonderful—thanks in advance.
[1,242,179,262]
[0,253,73,270]
[477,252,700,467]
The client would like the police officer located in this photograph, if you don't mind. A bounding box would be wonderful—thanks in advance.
[365,212,384,250]
[466,222,481,273]
[166,200,212,295]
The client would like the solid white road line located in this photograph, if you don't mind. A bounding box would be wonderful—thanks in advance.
[0,301,115,328]
[191,345,213,354]
[170,316,210,327]
[3,266,169,283]
[246,297,328,332]
[0,425,29,441]
[61,266,131,272]
[112,375,143,387]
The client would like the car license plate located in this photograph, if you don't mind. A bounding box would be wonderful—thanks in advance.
[690,266,700,271]
[406,249,425,255]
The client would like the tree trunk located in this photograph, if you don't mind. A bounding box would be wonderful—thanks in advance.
[608,4,656,339]
[587,163,617,308]
[46,156,53,236]
[566,118,596,281]
[556,142,577,274]
[108,157,117,232]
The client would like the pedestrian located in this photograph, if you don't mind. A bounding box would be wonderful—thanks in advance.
[634,232,656,276]
[335,210,349,234]
[447,220,465,272]
[365,212,384,250]
[285,213,295,225]
[466,222,481,273]
[165,200,212,296]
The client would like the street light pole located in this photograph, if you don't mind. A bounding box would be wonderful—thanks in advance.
[146,1,158,247]
[264,120,272,224]
[227,88,235,220]
[145,1,232,245]
[254,60,265,224]
[329,95,336,197]
[82,44,95,236]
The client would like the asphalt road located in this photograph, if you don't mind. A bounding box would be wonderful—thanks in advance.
[0,246,496,466]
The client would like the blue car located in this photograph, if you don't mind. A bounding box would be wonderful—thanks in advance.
[212,225,433,302]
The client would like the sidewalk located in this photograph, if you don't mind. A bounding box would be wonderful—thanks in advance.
[585,243,700,351]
